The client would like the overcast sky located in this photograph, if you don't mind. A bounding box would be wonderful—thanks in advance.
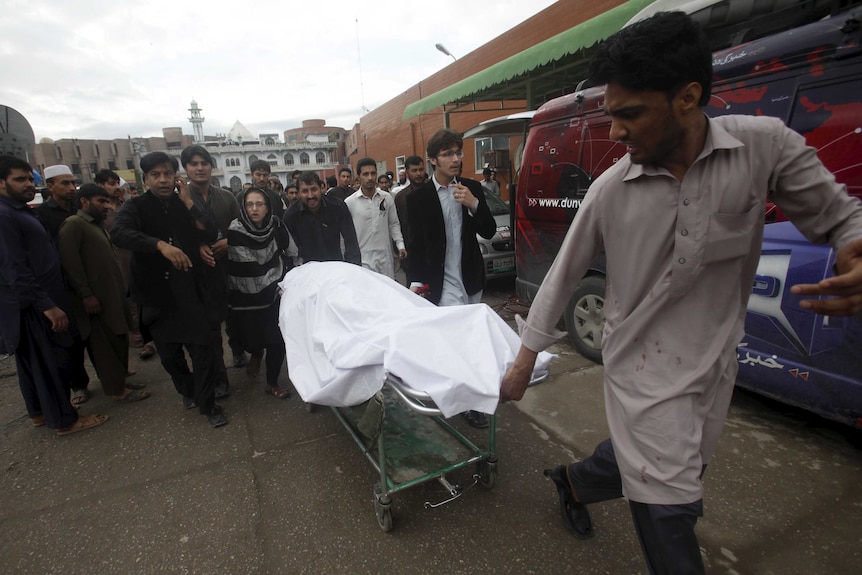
[0,0,556,142]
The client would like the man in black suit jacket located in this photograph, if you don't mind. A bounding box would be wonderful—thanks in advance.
[405,129,496,305]
[404,129,497,427]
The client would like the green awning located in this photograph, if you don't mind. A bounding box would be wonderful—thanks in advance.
[402,0,656,120]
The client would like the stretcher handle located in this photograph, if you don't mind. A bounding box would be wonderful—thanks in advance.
[386,367,551,416]
[385,375,444,416]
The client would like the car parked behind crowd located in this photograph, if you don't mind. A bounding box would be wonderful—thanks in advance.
[478,187,515,282]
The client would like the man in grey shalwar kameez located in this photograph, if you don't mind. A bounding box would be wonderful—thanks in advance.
[500,12,862,575]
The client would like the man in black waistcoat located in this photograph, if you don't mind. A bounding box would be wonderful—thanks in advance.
[111,152,227,428]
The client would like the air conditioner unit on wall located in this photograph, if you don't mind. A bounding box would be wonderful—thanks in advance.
[482,149,509,171]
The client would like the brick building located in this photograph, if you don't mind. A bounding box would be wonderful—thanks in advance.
[346,0,635,199]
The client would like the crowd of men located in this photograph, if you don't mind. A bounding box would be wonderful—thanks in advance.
[0,126,497,433]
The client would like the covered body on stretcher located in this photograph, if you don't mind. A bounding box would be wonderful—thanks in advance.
[278,262,553,418]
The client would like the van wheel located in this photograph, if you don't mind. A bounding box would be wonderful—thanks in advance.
[564,276,606,364]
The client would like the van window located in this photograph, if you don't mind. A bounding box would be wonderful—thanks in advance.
[789,78,862,199]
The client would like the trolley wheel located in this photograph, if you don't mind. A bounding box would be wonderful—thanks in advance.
[376,503,393,532]
[478,456,498,489]
[373,483,394,532]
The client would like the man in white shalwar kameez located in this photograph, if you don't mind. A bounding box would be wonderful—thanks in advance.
[345,157,406,280]
[500,12,862,575]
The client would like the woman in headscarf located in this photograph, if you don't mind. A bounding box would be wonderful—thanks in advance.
[226,187,292,398]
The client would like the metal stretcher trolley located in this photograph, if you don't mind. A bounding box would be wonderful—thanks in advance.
[331,371,549,532]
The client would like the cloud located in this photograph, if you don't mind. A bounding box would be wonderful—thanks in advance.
[0,0,555,140]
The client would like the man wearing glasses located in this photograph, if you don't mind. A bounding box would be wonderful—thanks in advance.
[404,129,496,427]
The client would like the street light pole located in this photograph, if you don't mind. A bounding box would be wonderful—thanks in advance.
[435,43,456,61]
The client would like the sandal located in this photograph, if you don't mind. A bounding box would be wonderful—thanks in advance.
[70,388,89,407]
[139,342,156,360]
[31,416,46,427]
[56,414,109,436]
[265,385,291,399]
[114,389,151,402]
[544,466,594,539]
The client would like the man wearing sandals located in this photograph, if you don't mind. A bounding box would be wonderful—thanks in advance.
[58,184,151,405]
[0,155,108,436]
[500,12,862,575]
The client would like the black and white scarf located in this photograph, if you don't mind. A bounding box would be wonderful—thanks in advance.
[226,188,290,311]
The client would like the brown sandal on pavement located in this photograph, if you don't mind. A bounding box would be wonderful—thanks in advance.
[56,414,109,436]
[265,385,291,399]
[31,416,45,427]
[70,388,89,407]
[138,342,156,360]
[114,389,151,403]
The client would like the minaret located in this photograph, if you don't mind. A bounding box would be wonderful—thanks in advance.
[188,99,205,142]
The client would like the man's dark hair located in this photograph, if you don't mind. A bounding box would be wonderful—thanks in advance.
[140,152,178,174]
[0,155,33,180]
[180,144,213,168]
[286,182,298,192]
[377,175,389,183]
[483,168,492,176]
[297,171,323,187]
[338,167,352,177]
[325,175,337,188]
[250,160,271,174]
[356,157,376,174]
[589,11,712,106]
[426,129,463,159]
[94,169,120,185]
[404,155,424,168]
[291,170,301,178]
[78,183,110,200]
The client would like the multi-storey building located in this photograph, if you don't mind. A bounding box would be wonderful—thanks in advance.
[33,107,348,192]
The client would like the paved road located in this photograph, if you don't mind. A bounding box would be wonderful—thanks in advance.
[1,277,860,574]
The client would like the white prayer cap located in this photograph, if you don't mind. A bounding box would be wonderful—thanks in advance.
[44,165,73,180]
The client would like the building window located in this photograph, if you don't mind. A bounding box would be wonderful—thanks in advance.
[112,142,119,155]
[230,175,242,193]
[71,163,81,174]
[108,160,117,171]
[315,151,326,164]
[210,157,218,169]
[265,137,275,146]
[395,155,406,171]
[300,152,309,165]
[248,155,259,167]
[126,159,134,170]
[474,136,509,172]
[89,162,98,175]
[56,146,63,160]
[284,154,294,166]
[94,144,100,157]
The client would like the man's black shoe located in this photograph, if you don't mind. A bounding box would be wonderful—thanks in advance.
[463,410,489,429]
[544,466,594,538]
[206,405,228,428]
[182,396,197,410]
[232,352,248,368]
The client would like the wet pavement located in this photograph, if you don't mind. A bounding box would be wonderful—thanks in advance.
[1,277,860,574]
